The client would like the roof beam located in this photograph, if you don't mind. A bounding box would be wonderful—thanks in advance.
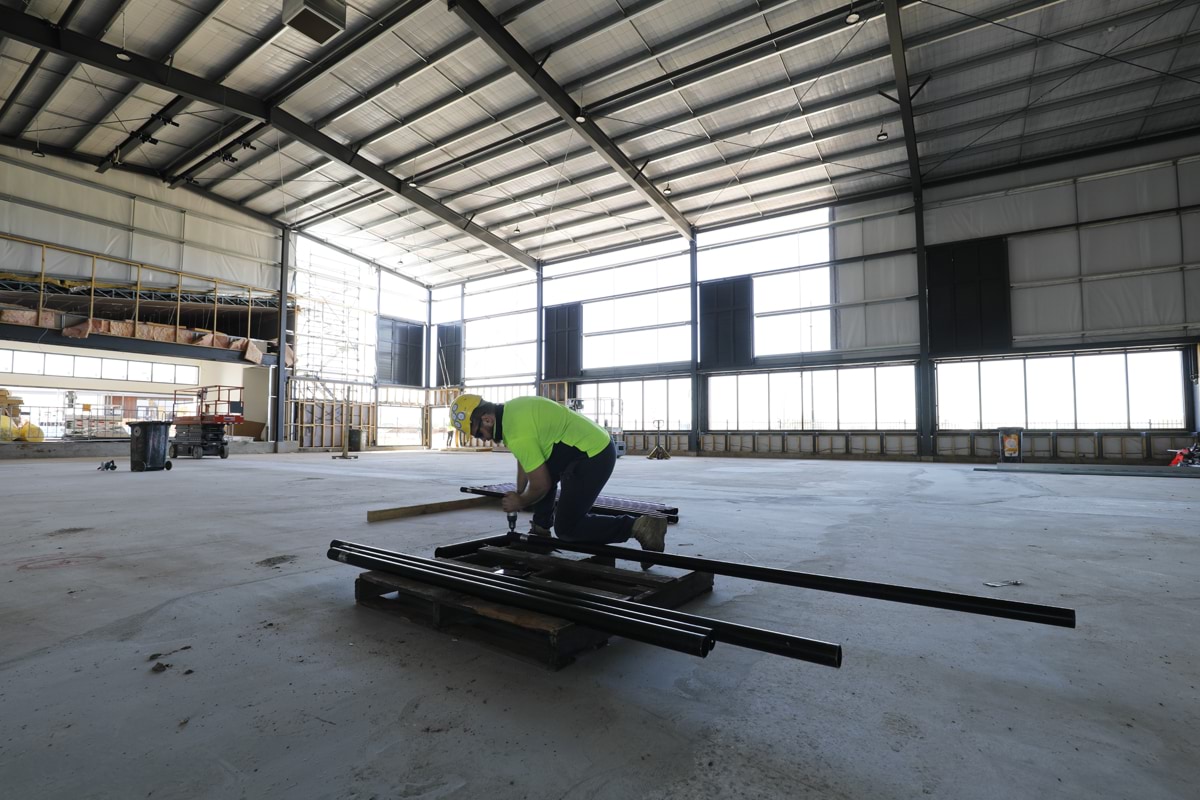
[0,0,87,129]
[0,7,538,272]
[882,0,923,196]
[156,0,433,182]
[446,0,693,241]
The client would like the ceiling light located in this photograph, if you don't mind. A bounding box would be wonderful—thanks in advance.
[116,51,132,62]
[513,225,521,235]
[663,183,672,196]
[574,113,586,123]
[876,125,889,142]
[32,146,45,158]
[845,3,860,24]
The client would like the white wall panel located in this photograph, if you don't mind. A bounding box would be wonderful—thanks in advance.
[1182,210,1200,262]
[130,234,182,280]
[1083,271,1185,330]
[864,254,917,300]
[1009,229,1079,282]
[866,301,919,347]
[862,212,916,254]
[1184,269,1200,323]
[1079,216,1181,275]
[1178,158,1200,205]
[133,199,183,238]
[1012,284,1081,336]
[836,261,864,304]
[925,183,1077,244]
[837,306,866,349]
[1077,165,1177,221]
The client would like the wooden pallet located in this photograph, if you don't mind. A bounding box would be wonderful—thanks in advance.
[354,546,713,669]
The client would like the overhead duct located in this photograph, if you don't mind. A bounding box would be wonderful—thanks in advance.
[283,0,346,44]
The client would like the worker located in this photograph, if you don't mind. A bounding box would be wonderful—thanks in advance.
[449,393,667,561]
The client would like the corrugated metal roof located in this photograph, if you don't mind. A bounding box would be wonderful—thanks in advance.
[2,0,1198,284]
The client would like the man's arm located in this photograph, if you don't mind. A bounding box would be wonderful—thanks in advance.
[502,463,551,512]
[515,462,528,495]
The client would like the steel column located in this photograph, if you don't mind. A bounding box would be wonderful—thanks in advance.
[883,0,934,456]
[273,228,290,447]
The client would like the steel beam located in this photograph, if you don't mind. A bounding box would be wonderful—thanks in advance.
[447,0,692,241]
[0,0,87,129]
[274,228,291,447]
[327,546,717,656]
[508,535,1077,627]
[333,540,842,666]
[0,7,537,271]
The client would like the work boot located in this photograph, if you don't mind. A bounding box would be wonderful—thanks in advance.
[632,515,667,570]
[529,522,552,537]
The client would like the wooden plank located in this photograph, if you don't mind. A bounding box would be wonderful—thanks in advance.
[367,495,497,522]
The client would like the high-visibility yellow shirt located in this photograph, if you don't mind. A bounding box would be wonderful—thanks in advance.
[502,396,611,472]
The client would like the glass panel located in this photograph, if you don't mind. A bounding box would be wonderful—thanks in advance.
[1127,351,1184,428]
[667,377,691,430]
[707,375,737,430]
[74,356,101,379]
[622,381,644,430]
[698,207,830,247]
[798,266,831,307]
[875,365,916,429]
[755,273,801,314]
[431,297,461,324]
[810,370,838,428]
[936,362,980,429]
[153,363,175,384]
[1075,353,1127,428]
[127,360,153,382]
[0,350,11,372]
[837,367,876,429]
[768,372,803,430]
[755,314,800,357]
[1025,357,1074,429]
[463,283,535,317]
[465,312,536,347]
[643,379,668,430]
[980,360,1026,428]
[176,365,200,385]
[45,354,75,377]
[657,325,691,363]
[733,373,766,429]
[464,343,536,379]
[12,351,44,375]
[101,359,128,381]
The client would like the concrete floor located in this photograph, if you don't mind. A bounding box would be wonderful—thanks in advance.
[1,452,1196,799]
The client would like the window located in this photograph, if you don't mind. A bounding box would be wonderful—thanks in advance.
[1026,357,1074,429]
[101,359,127,381]
[1075,354,1127,428]
[12,351,44,375]
[980,360,1026,428]
[936,362,980,429]
[1127,351,1183,428]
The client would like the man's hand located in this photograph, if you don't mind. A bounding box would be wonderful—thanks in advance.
[501,491,523,513]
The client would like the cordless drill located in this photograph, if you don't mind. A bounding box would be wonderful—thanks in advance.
[507,510,518,534]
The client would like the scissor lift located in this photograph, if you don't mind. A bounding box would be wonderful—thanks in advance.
[170,385,244,460]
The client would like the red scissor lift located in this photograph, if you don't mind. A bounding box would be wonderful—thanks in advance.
[170,385,244,460]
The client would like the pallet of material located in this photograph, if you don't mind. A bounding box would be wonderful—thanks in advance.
[354,546,713,669]
[460,483,680,524]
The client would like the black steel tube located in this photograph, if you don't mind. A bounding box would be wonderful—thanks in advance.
[507,534,1077,629]
[333,539,842,667]
[433,534,513,558]
[328,547,716,657]
[333,544,714,638]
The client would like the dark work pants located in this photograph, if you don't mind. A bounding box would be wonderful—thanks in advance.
[529,440,635,544]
